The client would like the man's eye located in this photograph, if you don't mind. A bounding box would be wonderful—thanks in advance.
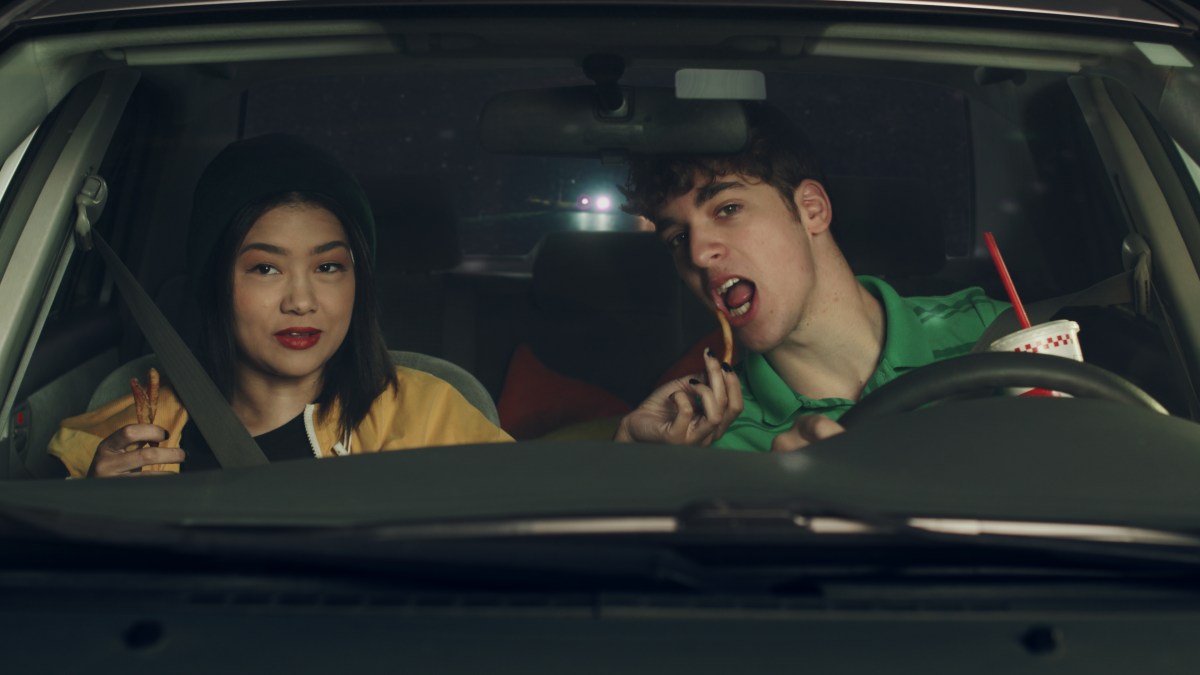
[717,203,741,217]
[665,232,688,250]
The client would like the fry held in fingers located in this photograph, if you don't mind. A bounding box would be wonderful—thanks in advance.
[130,377,149,424]
[715,311,733,366]
[147,367,160,423]
[128,368,162,448]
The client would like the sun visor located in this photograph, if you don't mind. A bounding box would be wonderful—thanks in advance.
[478,86,749,157]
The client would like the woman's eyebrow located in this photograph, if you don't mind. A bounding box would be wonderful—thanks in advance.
[237,241,350,256]
[312,240,350,255]
[238,242,286,256]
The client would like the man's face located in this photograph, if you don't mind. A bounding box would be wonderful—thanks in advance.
[653,174,830,354]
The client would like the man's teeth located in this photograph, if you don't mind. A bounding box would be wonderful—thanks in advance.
[717,278,750,316]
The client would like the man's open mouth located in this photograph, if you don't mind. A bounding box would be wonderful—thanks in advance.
[717,277,756,318]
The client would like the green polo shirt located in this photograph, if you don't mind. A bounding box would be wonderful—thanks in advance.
[714,276,1009,452]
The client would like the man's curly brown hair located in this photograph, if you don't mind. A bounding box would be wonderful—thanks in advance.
[620,102,825,224]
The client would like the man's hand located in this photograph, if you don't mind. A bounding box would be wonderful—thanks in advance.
[770,415,845,453]
[615,349,743,446]
[88,424,185,477]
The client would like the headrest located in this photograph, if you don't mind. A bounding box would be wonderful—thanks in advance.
[824,175,946,278]
[533,231,677,314]
[358,173,462,272]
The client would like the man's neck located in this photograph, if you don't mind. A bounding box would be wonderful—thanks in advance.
[764,279,886,401]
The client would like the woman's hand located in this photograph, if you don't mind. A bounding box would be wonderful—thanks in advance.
[87,424,185,477]
[615,349,743,446]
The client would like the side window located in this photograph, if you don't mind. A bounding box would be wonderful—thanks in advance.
[0,130,35,212]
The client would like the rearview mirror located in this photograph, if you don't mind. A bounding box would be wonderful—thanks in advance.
[478,86,749,157]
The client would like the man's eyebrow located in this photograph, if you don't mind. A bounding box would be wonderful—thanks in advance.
[653,216,679,233]
[694,180,745,208]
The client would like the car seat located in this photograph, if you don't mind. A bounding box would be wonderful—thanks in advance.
[88,350,499,425]
[358,172,464,357]
[823,174,954,295]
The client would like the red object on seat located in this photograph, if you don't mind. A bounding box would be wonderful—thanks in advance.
[655,329,735,388]
[497,344,632,440]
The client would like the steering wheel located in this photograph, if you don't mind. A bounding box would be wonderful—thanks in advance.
[838,352,1168,428]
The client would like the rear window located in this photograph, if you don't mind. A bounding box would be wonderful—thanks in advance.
[242,68,972,258]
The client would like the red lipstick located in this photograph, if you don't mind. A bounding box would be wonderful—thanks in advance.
[274,327,322,350]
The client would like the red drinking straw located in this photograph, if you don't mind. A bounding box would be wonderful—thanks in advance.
[983,231,1032,330]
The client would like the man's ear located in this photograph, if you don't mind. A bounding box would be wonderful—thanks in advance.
[793,179,832,235]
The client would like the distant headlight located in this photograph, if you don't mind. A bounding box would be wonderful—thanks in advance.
[576,194,592,209]
[595,195,612,211]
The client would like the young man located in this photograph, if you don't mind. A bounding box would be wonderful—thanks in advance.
[614,104,1008,452]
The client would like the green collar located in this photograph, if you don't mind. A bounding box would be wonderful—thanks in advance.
[744,276,937,425]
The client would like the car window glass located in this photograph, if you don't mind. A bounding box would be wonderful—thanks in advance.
[241,69,972,258]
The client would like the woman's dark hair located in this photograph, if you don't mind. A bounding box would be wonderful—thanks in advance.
[621,102,826,221]
[197,190,397,441]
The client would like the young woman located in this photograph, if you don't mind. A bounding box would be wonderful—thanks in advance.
[50,134,511,477]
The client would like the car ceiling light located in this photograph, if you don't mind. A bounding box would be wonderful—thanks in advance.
[1135,42,1193,68]
[676,68,767,101]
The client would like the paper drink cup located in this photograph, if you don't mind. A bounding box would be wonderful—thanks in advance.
[987,319,1083,397]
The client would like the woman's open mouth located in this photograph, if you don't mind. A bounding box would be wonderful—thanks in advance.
[274,328,322,350]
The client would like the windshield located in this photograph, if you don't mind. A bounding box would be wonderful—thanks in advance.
[1,2,1200,593]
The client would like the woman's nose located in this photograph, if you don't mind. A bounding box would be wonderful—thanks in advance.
[281,275,317,314]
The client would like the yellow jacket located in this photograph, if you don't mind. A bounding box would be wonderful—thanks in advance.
[49,366,512,477]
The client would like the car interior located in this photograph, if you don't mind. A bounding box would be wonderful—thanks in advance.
[2,11,1200,479]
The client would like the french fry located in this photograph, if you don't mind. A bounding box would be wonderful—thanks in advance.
[147,367,160,424]
[130,377,148,425]
[129,370,161,449]
[716,311,733,366]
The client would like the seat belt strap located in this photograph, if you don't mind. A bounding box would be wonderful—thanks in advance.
[88,229,269,468]
[971,269,1135,352]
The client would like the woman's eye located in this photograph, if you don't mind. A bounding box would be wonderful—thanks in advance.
[317,262,346,273]
[252,264,279,275]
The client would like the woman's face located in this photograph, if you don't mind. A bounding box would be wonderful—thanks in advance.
[230,204,356,388]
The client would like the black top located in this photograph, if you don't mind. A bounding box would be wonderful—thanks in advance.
[179,412,311,471]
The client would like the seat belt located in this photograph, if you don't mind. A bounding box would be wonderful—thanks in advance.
[973,233,1153,351]
[971,264,1145,352]
[75,175,268,468]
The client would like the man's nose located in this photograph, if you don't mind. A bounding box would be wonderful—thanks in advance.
[689,225,726,269]
[282,274,317,314]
